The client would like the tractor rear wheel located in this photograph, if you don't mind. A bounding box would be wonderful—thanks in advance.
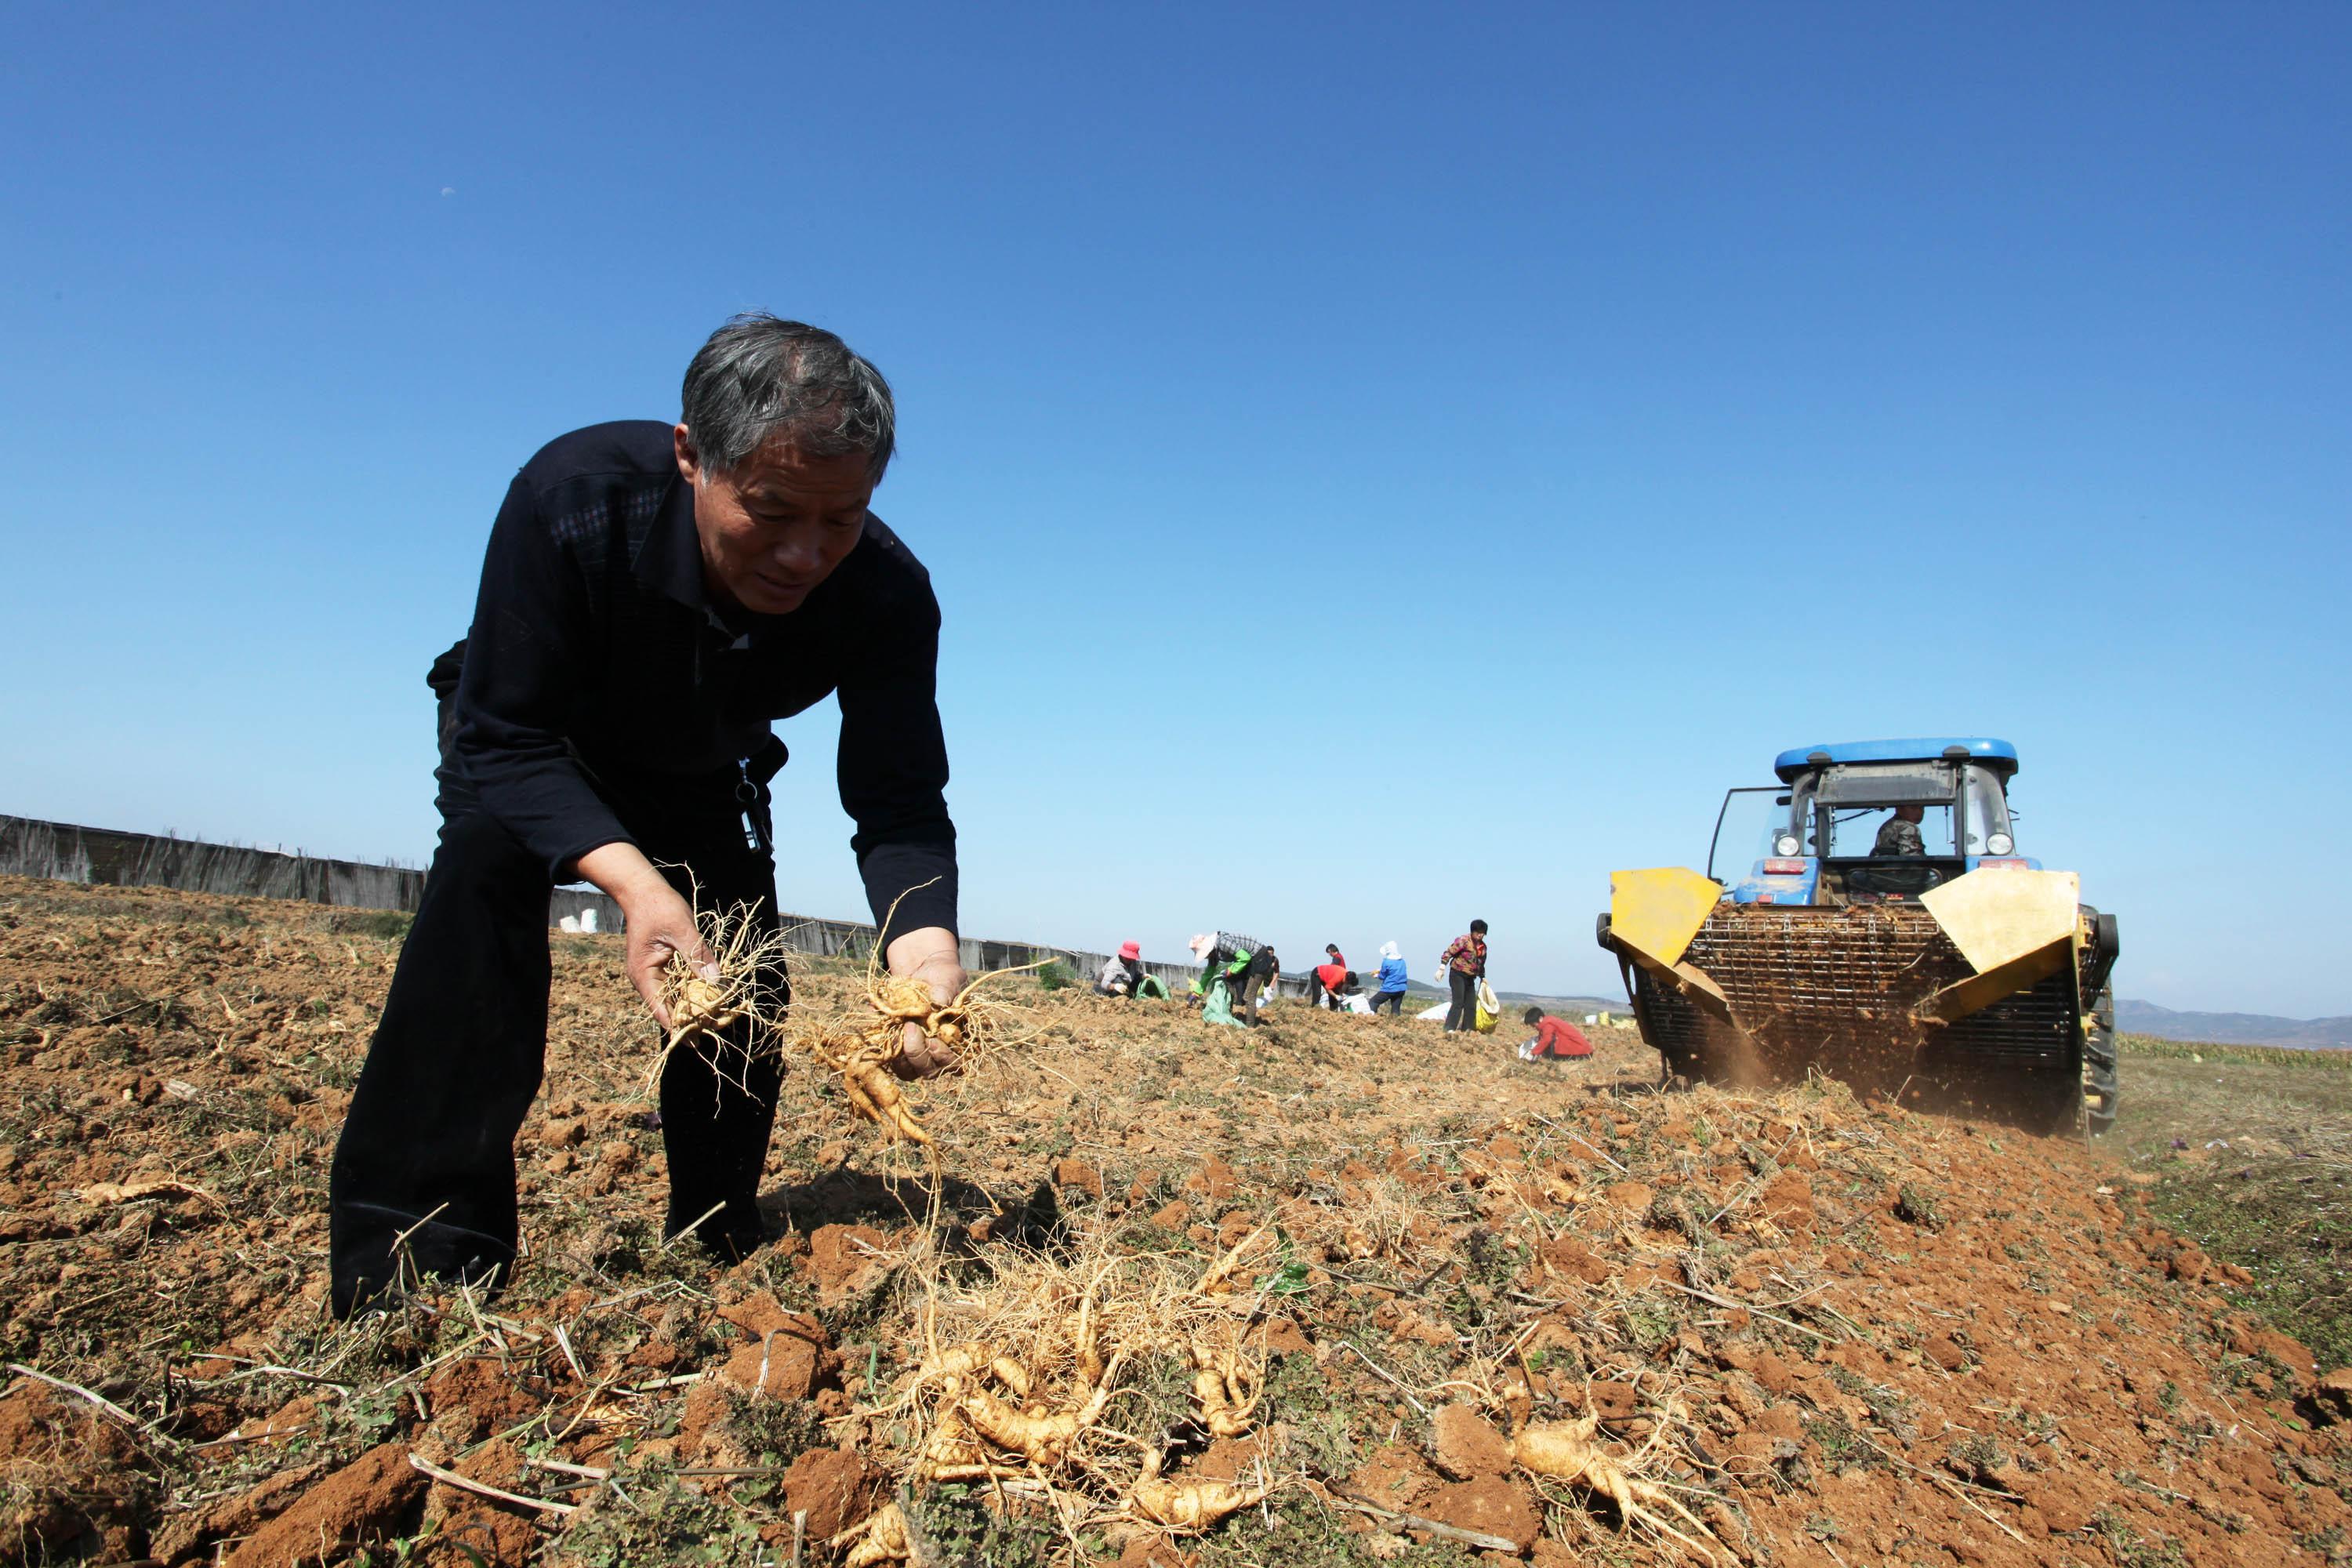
[2083,986,2120,1134]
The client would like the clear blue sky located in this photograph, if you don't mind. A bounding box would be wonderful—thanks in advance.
[2,4,2346,1016]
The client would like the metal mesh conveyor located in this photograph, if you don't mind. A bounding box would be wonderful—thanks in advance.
[1639,905,2085,1071]
[1687,906,1960,1040]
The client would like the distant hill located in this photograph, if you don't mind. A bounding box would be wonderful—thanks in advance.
[2118,999,2352,1050]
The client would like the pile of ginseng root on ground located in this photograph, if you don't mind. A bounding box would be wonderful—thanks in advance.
[657,903,1726,1564]
[3,874,2351,1568]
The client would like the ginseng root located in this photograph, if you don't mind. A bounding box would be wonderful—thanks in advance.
[655,896,789,1058]
[1129,1448,1275,1532]
[832,1501,910,1568]
[798,960,1014,1147]
[1188,1341,1259,1438]
[956,1348,1129,1468]
[915,1403,995,1480]
[1066,1269,1107,1390]
[906,1341,996,1394]
[833,1054,931,1145]
[665,974,744,1043]
[866,964,1030,1051]
[1192,1222,1270,1296]
[987,1356,1033,1399]
[1512,1417,1721,1560]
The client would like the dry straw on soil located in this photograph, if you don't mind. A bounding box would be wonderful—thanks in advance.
[628,888,1731,1564]
[4,877,2350,1568]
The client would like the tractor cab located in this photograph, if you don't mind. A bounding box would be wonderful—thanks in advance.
[1711,739,2034,907]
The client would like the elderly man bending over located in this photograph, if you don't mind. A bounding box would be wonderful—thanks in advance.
[328,315,964,1317]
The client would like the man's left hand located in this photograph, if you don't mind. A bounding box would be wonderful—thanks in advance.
[883,926,966,1080]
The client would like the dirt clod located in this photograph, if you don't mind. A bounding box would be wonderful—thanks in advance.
[779,1446,880,1540]
[1422,1474,1541,1553]
[222,1442,425,1566]
[1432,1403,1512,1479]
[806,1222,890,1302]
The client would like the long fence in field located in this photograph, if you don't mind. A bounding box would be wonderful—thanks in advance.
[0,813,1282,996]
[0,815,431,913]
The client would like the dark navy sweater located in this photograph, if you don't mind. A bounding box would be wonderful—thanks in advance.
[437,420,956,938]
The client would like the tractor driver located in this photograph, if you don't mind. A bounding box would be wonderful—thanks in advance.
[1873,804,1927,858]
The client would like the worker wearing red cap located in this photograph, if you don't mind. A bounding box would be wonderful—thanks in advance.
[1096,940,1149,997]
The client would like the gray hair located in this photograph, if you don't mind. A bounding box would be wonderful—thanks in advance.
[679,314,896,481]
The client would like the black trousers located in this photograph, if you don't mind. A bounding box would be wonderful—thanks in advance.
[1234,969,1267,1024]
[1233,949,1277,1025]
[328,743,786,1317]
[1370,989,1405,1015]
[1446,969,1477,1031]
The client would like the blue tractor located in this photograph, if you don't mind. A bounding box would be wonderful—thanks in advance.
[1595,739,2121,1133]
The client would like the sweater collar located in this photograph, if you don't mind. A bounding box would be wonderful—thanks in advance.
[633,477,761,643]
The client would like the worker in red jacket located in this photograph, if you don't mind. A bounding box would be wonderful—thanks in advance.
[1516,1007,1592,1062]
[1312,943,1351,1011]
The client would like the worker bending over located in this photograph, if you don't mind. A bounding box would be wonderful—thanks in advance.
[328,316,964,1318]
[1517,1007,1593,1062]
[1312,943,1353,1011]
[1189,932,1278,1026]
[1097,941,1167,998]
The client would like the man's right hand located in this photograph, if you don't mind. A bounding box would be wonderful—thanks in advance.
[577,843,719,1029]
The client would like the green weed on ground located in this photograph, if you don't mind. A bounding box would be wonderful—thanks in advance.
[2118,1035,2352,1071]
[2105,1034,2352,1370]
[2140,1165,2352,1369]
[328,908,416,940]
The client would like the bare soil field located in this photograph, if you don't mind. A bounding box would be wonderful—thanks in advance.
[3,874,2350,1566]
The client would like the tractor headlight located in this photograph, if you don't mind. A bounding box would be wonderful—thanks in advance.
[1987,832,2013,856]
[1774,833,1800,857]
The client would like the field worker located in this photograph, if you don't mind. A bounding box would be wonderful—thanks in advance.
[1439,920,1489,1033]
[328,316,964,1319]
[1312,964,1356,1010]
[1370,941,1410,1014]
[1189,932,1276,1026]
[1312,944,1350,1011]
[1875,804,1927,857]
[1516,1006,1593,1062]
[1096,941,1158,998]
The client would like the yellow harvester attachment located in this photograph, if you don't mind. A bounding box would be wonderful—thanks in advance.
[1601,866,2107,1130]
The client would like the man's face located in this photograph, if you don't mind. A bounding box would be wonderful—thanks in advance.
[675,426,874,615]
